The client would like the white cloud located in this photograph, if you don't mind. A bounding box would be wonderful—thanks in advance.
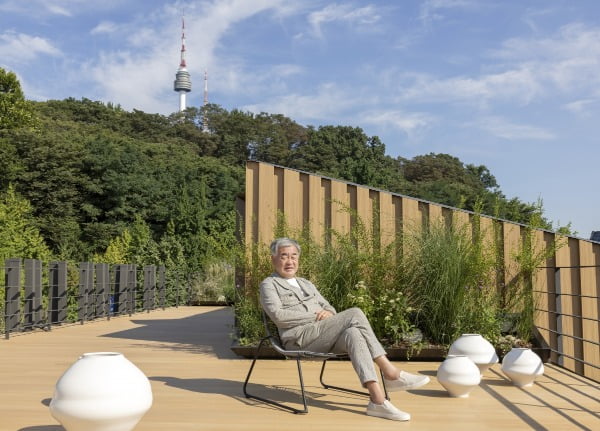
[419,0,479,25]
[0,0,94,17]
[491,23,600,92]
[362,110,433,135]
[475,116,555,141]
[563,98,598,116]
[0,32,61,63]
[91,21,118,35]
[399,66,541,107]
[46,3,72,17]
[308,4,381,38]
[242,82,359,122]
[394,23,600,111]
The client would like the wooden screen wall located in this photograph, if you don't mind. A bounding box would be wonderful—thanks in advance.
[244,161,599,381]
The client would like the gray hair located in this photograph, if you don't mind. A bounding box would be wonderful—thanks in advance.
[270,238,301,256]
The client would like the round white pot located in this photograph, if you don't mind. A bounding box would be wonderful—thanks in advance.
[50,352,153,431]
[448,333,499,374]
[437,355,481,398]
[501,347,544,387]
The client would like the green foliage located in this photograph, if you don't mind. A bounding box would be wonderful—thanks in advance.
[189,261,235,305]
[504,201,565,342]
[402,220,501,345]
[0,68,36,130]
[0,185,52,262]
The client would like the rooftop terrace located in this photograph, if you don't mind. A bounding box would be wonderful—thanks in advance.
[1,306,598,430]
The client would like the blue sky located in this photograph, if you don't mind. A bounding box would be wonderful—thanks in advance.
[1,0,598,239]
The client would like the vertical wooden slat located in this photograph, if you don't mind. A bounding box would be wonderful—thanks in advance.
[401,197,420,234]
[300,173,310,228]
[478,216,495,249]
[356,186,372,239]
[503,222,521,301]
[453,211,471,240]
[428,203,444,228]
[257,163,276,245]
[283,169,302,231]
[555,238,579,372]
[245,161,259,246]
[379,191,395,249]
[330,180,350,236]
[322,179,332,244]
[532,231,555,354]
[578,240,599,381]
[308,175,323,243]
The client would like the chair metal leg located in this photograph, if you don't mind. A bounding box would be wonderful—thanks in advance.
[319,360,390,400]
[243,337,309,414]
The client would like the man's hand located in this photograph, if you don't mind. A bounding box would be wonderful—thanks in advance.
[315,310,333,321]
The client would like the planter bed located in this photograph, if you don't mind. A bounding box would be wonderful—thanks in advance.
[230,342,550,363]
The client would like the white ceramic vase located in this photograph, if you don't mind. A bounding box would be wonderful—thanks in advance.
[437,354,481,398]
[448,333,499,374]
[501,347,544,387]
[50,352,153,431]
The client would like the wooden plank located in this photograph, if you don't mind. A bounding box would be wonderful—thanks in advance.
[452,210,471,239]
[257,163,276,245]
[578,240,600,382]
[503,222,521,306]
[245,161,259,245]
[356,186,372,236]
[379,192,395,249]
[428,203,444,228]
[330,180,350,236]
[478,216,495,249]
[283,169,302,232]
[532,230,557,357]
[401,197,420,235]
[308,175,324,243]
[554,237,582,373]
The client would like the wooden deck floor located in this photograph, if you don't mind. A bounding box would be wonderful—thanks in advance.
[1,306,598,431]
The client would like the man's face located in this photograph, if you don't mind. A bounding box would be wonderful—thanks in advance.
[272,245,299,279]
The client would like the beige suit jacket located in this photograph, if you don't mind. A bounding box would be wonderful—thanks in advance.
[259,273,336,346]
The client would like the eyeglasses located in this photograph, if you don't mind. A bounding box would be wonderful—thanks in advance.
[277,253,298,261]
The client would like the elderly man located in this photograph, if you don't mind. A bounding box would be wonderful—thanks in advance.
[259,237,429,421]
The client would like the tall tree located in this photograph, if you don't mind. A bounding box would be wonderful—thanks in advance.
[0,68,36,130]
[0,185,51,261]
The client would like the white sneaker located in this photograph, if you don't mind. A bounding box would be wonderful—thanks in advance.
[384,370,430,391]
[366,400,411,421]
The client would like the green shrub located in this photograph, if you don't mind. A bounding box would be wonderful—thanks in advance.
[401,220,501,345]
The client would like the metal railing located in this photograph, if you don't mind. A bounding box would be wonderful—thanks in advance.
[534,265,599,381]
[1,258,189,339]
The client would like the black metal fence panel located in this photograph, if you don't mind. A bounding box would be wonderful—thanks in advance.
[2,259,175,339]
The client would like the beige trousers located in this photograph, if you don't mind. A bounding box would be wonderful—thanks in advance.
[288,307,387,385]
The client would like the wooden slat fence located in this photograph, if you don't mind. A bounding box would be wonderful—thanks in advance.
[243,161,600,382]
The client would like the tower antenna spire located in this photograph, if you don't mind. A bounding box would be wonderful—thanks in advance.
[173,13,191,112]
[202,70,209,132]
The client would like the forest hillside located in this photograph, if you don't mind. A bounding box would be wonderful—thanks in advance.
[1,68,555,275]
